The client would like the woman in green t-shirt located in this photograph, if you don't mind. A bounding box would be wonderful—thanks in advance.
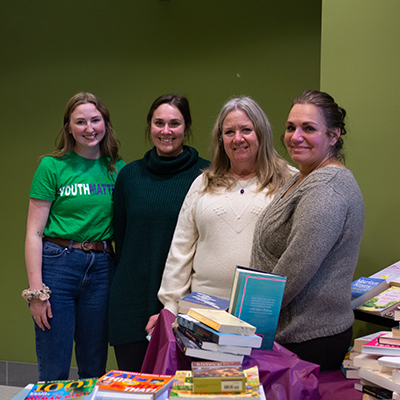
[23,92,125,380]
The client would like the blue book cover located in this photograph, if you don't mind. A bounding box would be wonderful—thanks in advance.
[351,277,386,298]
[179,292,230,312]
[229,266,287,350]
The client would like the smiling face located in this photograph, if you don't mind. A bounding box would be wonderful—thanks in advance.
[69,103,106,158]
[150,103,186,157]
[222,110,259,175]
[285,104,338,175]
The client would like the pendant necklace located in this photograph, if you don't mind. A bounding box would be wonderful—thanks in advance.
[237,178,252,194]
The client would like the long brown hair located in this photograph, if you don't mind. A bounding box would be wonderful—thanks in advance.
[44,92,121,174]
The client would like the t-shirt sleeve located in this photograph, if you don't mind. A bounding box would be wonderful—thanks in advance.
[29,157,58,201]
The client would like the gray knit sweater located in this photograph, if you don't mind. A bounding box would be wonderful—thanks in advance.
[250,166,364,344]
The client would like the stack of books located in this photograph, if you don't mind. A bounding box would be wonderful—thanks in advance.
[169,361,264,400]
[174,309,262,362]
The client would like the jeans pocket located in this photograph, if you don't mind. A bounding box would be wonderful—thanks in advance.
[43,241,68,259]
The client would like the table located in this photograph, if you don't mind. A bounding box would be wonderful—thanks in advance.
[354,309,398,327]
[141,309,363,400]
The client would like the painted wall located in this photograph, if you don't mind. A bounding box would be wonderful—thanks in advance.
[321,0,400,338]
[0,0,321,367]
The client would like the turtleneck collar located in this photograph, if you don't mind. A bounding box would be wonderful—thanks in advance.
[144,145,200,175]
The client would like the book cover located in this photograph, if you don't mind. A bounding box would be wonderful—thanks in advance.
[169,366,261,400]
[174,327,244,363]
[357,286,400,316]
[353,331,391,353]
[378,333,400,346]
[370,261,400,283]
[179,293,230,314]
[96,370,174,399]
[228,266,286,350]
[187,309,256,336]
[351,277,388,309]
[178,326,252,356]
[191,362,246,394]
[24,379,97,400]
[358,367,400,394]
[362,334,400,356]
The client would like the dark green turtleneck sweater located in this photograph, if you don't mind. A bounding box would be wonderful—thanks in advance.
[109,146,209,346]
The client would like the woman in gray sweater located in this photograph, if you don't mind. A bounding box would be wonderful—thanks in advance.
[250,90,364,371]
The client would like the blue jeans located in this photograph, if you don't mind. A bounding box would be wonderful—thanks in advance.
[34,240,115,380]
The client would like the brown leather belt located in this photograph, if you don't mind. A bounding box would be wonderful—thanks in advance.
[43,236,114,253]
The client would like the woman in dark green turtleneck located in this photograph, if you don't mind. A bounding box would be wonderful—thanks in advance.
[108,94,209,372]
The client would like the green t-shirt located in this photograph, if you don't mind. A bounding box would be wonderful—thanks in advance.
[30,152,126,242]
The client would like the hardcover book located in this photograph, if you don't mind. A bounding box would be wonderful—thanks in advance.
[24,379,97,400]
[228,266,286,350]
[174,327,244,363]
[177,314,262,348]
[351,277,388,309]
[357,286,400,316]
[179,293,230,315]
[191,362,246,394]
[169,366,261,400]
[187,308,256,336]
[96,370,174,399]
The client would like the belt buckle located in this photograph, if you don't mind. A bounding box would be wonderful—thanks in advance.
[81,241,90,251]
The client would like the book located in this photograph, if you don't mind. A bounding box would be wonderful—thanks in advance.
[378,333,400,346]
[187,309,256,336]
[370,261,400,283]
[351,277,388,309]
[357,286,400,316]
[353,331,391,353]
[96,370,174,399]
[354,381,393,399]
[179,293,230,315]
[228,265,286,350]
[178,326,252,356]
[174,327,244,363]
[169,366,262,400]
[177,314,262,348]
[191,362,246,394]
[340,365,359,379]
[378,356,400,368]
[24,379,97,400]
[353,353,383,371]
[358,368,400,394]
[362,334,400,356]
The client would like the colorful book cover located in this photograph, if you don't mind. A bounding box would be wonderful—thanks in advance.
[96,370,174,399]
[357,286,400,315]
[187,309,256,335]
[24,379,97,400]
[362,334,400,356]
[350,277,388,309]
[169,366,260,399]
[177,314,262,348]
[191,362,245,394]
[179,293,230,313]
[370,260,400,283]
[228,266,286,350]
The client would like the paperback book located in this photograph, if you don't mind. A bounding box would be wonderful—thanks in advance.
[187,309,256,336]
[96,370,174,399]
[179,293,230,315]
[169,366,261,400]
[24,379,97,400]
[357,286,400,316]
[174,327,244,363]
[370,260,400,283]
[191,361,246,394]
[351,277,388,309]
[177,314,262,348]
[228,266,286,350]
[362,334,400,356]
[358,368,400,394]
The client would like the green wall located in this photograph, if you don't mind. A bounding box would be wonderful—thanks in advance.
[321,0,400,338]
[0,1,321,367]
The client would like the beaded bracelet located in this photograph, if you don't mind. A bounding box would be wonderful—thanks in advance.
[21,284,51,302]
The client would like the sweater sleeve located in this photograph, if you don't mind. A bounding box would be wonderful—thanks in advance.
[272,184,348,309]
[113,168,127,266]
[157,175,204,315]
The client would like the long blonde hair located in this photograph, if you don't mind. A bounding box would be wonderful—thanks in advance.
[203,96,292,194]
[43,92,121,174]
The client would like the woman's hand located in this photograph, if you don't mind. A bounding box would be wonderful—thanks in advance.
[30,299,52,331]
[145,314,159,334]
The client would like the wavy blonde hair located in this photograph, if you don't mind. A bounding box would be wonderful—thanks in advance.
[203,96,292,194]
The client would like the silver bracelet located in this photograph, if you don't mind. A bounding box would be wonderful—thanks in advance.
[21,284,51,302]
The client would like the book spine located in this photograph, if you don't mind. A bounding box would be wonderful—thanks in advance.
[187,310,220,331]
[173,327,187,352]
[178,325,204,348]
[363,386,393,399]
[177,315,219,343]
